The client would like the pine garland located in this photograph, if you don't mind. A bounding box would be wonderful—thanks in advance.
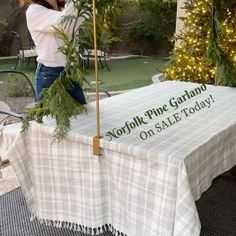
[207,0,236,86]
[21,0,124,142]
[22,0,91,142]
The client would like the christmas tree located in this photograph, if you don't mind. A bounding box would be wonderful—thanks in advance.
[164,0,236,87]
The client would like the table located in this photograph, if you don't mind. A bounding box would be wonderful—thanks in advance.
[1,81,236,236]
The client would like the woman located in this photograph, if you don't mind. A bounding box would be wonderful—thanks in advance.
[21,0,86,104]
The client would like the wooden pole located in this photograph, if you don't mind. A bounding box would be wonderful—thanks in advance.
[92,0,101,156]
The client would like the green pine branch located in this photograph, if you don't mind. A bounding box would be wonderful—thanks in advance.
[22,0,123,141]
[22,0,89,142]
[207,0,236,86]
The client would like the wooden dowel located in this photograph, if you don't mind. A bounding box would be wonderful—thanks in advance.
[92,0,101,156]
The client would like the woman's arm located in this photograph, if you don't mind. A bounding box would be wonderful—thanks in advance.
[26,2,79,33]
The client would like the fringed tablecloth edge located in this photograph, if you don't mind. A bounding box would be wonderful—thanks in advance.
[30,214,127,236]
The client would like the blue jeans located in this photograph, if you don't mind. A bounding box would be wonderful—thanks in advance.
[36,64,86,104]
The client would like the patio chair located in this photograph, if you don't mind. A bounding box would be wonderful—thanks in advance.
[0,69,36,178]
[83,86,111,102]
[11,31,37,70]
[0,70,37,113]
[28,30,35,49]
[0,101,24,178]
[80,49,110,71]
[0,69,112,106]
[0,101,24,124]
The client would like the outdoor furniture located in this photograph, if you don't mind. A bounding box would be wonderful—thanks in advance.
[80,49,110,71]
[0,69,110,105]
[0,101,23,178]
[27,30,35,49]
[83,86,111,99]
[0,69,36,178]
[11,31,37,70]
[1,81,236,236]
[0,69,37,104]
[0,101,24,124]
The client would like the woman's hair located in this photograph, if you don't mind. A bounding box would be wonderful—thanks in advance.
[34,0,65,9]
[19,0,65,9]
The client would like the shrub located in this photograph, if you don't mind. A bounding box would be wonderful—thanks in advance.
[0,74,34,97]
[124,0,177,55]
[0,18,11,56]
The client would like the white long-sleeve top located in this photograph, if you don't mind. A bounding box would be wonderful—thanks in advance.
[26,2,81,67]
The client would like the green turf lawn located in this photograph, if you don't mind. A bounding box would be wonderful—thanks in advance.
[85,56,169,91]
[0,56,169,91]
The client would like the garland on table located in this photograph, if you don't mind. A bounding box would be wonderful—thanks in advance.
[22,0,124,142]
[22,0,91,141]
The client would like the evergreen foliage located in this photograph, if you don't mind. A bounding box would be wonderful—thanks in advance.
[164,0,236,86]
[22,0,122,141]
[124,0,176,55]
[0,18,10,56]
[79,0,126,51]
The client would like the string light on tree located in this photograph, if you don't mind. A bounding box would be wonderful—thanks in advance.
[164,0,236,86]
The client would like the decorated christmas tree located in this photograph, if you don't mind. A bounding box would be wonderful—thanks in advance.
[164,0,236,87]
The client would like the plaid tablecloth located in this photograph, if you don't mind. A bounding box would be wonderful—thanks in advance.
[1,81,236,236]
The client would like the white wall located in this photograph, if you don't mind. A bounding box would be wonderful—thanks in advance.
[175,0,186,46]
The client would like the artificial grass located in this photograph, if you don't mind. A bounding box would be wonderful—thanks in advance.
[85,56,169,91]
[0,58,35,71]
[0,56,169,91]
